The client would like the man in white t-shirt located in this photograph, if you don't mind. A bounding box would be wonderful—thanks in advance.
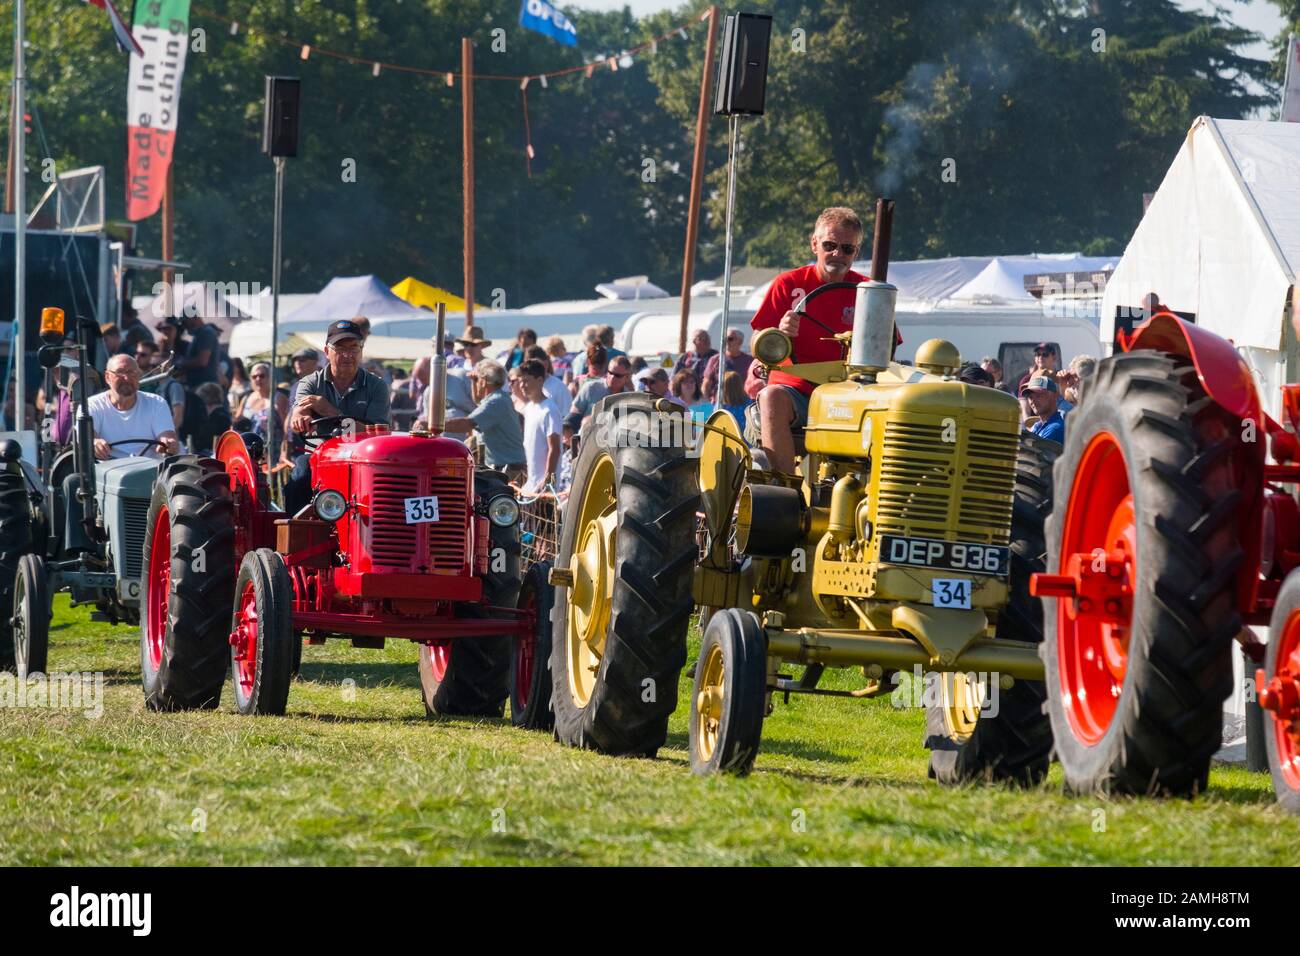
[518,359,561,495]
[89,355,180,460]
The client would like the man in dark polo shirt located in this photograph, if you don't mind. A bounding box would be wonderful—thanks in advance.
[284,319,391,513]
[289,319,390,433]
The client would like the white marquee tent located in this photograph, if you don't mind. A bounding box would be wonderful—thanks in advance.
[1101,116,1300,418]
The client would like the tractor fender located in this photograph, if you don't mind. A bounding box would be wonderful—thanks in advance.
[1122,311,1266,612]
[215,430,277,555]
[1122,311,1262,425]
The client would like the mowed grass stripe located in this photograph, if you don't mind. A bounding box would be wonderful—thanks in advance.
[0,597,1295,865]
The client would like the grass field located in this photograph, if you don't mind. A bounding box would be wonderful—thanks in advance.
[1,595,1297,866]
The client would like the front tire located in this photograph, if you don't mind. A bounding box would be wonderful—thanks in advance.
[689,609,767,775]
[0,471,34,670]
[511,560,555,730]
[925,435,1056,786]
[1262,570,1300,814]
[140,457,236,711]
[1042,351,1241,797]
[550,395,698,757]
[230,549,294,716]
[11,554,50,678]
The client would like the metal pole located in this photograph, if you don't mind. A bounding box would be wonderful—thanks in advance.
[677,5,719,356]
[461,38,475,331]
[4,84,14,214]
[269,155,284,476]
[13,0,26,430]
[719,114,739,341]
[1283,34,1298,122]
[161,163,175,312]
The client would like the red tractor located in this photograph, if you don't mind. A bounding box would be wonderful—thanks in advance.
[1031,311,1298,811]
[138,326,545,723]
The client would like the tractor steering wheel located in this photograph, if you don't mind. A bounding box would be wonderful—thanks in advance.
[305,415,354,440]
[788,280,862,364]
[106,437,169,458]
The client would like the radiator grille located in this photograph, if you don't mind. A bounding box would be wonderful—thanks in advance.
[121,498,151,579]
[369,473,421,568]
[366,469,470,573]
[875,420,1017,545]
[427,474,470,572]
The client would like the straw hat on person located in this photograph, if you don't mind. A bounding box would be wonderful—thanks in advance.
[454,326,493,348]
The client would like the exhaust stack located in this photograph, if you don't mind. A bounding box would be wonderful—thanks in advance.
[849,198,898,377]
[428,304,448,435]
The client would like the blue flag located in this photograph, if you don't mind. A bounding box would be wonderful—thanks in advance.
[519,0,578,47]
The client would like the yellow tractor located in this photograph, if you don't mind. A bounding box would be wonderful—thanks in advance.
[547,267,1058,780]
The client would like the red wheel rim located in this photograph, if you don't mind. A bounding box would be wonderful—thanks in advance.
[232,578,259,700]
[1272,612,1300,791]
[515,589,537,708]
[426,641,450,683]
[146,506,171,672]
[1057,431,1138,746]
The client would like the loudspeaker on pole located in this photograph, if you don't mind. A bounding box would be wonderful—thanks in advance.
[263,76,302,158]
[713,12,772,116]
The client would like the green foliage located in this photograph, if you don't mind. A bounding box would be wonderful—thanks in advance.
[0,0,1277,303]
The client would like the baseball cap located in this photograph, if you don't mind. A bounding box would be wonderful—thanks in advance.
[291,347,318,362]
[326,319,365,346]
[1034,342,1056,354]
[1020,375,1058,395]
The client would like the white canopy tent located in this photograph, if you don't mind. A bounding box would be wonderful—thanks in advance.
[1100,116,1300,417]
[743,253,1117,316]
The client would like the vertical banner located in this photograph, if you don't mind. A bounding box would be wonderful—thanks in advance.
[126,0,190,220]
[1284,35,1300,123]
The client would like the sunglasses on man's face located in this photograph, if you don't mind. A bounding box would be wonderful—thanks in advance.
[818,239,858,256]
[610,370,630,379]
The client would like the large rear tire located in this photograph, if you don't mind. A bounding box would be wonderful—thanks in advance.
[0,471,34,670]
[1262,570,1300,814]
[418,470,521,718]
[550,395,698,757]
[926,435,1056,786]
[1042,351,1241,797]
[140,457,236,711]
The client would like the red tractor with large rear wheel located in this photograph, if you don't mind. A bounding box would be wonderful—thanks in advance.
[138,320,542,723]
[1031,311,1299,810]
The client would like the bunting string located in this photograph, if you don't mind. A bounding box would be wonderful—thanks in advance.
[193,6,712,85]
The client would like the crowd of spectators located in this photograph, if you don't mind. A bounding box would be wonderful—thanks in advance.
[21,303,1095,502]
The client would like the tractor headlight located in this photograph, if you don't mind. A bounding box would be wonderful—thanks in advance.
[487,494,520,527]
[752,327,793,366]
[313,489,348,522]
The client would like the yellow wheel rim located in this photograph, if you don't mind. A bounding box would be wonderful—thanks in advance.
[567,453,617,708]
[940,671,985,743]
[694,642,726,762]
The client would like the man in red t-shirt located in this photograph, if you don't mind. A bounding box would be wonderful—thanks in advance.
[749,206,868,473]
